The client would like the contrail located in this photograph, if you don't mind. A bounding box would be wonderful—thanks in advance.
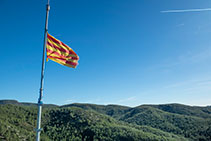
[161,8,211,13]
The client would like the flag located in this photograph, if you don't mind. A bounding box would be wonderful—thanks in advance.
[46,33,79,68]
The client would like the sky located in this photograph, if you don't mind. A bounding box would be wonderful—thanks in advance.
[0,0,211,107]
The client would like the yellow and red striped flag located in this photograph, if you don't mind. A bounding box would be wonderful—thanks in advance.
[46,33,79,68]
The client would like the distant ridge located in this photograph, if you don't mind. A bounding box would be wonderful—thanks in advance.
[0,100,19,105]
[63,102,211,118]
[0,99,57,107]
[1,99,210,109]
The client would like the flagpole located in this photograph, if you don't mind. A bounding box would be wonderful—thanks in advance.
[36,0,50,141]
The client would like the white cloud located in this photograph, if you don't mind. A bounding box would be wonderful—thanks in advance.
[164,78,211,90]
[150,48,211,70]
[63,99,73,104]
[118,96,136,103]
[176,23,185,27]
[161,8,211,13]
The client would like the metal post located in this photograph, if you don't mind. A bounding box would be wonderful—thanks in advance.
[36,0,50,141]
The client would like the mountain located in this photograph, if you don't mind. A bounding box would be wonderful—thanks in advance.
[62,103,130,119]
[151,103,211,118]
[119,105,211,140]
[0,100,211,141]
[0,100,57,108]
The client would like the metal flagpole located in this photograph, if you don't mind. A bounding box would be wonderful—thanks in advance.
[36,0,50,140]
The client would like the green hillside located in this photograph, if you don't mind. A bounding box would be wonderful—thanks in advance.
[151,104,211,118]
[0,100,211,141]
[62,103,211,141]
[119,105,211,140]
[62,103,130,119]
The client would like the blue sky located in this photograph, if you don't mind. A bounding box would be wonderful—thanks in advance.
[0,0,211,107]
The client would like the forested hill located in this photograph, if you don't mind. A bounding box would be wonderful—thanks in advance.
[0,100,57,107]
[0,100,211,141]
